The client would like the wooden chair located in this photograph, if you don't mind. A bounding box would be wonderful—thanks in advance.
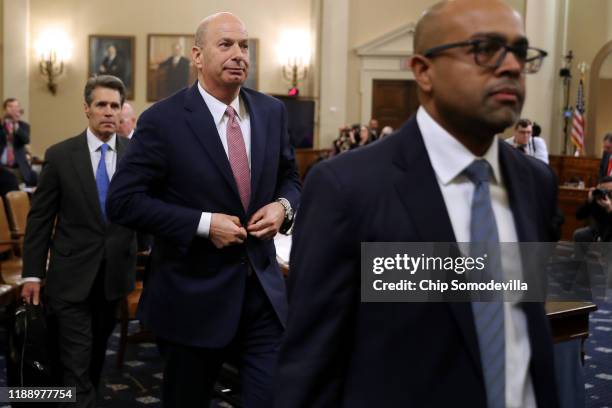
[116,250,154,368]
[5,191,31,255]
[0,198,23,300]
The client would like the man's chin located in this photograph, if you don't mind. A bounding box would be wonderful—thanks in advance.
[487,108,521,133]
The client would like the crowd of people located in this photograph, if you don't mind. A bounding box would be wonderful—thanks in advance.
[331,119,393,155]
[4,1,612,407]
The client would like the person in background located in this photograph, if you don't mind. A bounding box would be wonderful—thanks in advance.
[368,118,380,141]
[117,102,137,139]
[505,118,549,164]
[20,75,137,407]
[574,176,612,244]
[1,98,37,186]
[379,125,394,138]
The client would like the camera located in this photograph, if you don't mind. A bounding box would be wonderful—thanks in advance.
[592,188,610,199]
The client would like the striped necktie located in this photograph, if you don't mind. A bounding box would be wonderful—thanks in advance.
[464,159,505,408]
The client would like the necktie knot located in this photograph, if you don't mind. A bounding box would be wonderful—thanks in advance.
[226,106,239,127]
[464,159,492,185]
[100,143,109,155]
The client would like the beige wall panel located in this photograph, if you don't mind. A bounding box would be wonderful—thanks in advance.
[27,0,312,155]
[596,78,612,147]
[566,0,610,155]
[345,0,526,127]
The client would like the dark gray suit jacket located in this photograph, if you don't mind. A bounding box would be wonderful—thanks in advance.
[22,132,137,302]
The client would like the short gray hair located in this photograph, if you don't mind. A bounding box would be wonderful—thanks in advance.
[84,75,126,106]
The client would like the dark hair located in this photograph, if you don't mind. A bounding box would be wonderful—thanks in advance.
[84,75,126,106]
[600,176,612,184]
[532,122,541,137]
[2,98,17,110]
[603,133,612,143]
[515,118,532,129]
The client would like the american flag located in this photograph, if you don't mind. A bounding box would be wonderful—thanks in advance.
[571,78,586,154]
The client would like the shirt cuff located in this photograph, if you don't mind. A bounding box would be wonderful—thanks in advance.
[197,212,212,238]
[21,277,41,283]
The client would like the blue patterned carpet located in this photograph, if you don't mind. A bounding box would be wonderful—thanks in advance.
[585,295,612,407]
[0,307,610,407]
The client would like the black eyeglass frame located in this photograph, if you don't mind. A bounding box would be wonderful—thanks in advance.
[421,39,548,73]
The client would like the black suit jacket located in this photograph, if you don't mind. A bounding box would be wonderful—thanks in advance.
[600,152,610,180]
[275,117,559,407]
[0,120,36,185]
[22,132,137,302]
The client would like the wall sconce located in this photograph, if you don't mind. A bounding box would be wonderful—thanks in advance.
[278,29,311,95]
[35,29,72,95]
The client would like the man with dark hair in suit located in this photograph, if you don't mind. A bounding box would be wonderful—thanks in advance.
[159,42,191,97]
[1,98,37,186]
[106,12,300,407]
[599,133,612,179]
[21,75,137,408]
[276,1,558,407]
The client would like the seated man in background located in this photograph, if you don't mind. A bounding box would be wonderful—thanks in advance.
[1,98,37,186]
[574,176,612,244]
[505,118,549,164]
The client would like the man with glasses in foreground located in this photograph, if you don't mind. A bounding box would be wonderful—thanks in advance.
[276,1,559,407]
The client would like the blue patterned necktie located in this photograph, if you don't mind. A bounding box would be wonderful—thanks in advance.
[464,159,505,408]
[96,143,110,222]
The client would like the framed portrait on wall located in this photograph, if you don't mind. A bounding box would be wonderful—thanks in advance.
[88,35,135,99]
[147,34,196,101]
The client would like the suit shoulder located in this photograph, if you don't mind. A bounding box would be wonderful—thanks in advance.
[45,133,85,158]
[140,87,189,121]
[499,140,555,183]
[242,87,284,109]
[317,134,401,188]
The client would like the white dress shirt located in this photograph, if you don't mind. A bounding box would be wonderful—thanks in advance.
[505,135,549,164]
[22,129,118,284]
[417,107,536,408]
[196,82,251,238]
[87,128,117,179]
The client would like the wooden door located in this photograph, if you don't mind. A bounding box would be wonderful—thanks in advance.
[371,79,419,130]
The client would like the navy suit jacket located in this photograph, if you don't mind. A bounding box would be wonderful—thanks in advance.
[275,117,559,407]
[107,83,300,348]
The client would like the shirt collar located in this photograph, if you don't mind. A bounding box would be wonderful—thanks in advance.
[86,128,116,153]
[197,81,243,126]
[417,106,501,185]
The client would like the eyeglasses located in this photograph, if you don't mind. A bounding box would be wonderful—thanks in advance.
[421,38,548,74]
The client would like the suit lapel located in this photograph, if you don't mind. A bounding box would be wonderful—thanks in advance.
[71,132,105,226]
[183,83,242,209]
[241,89,267,212]
[392,118,483,375]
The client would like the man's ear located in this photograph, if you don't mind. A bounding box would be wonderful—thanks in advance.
[192,46,204,70]
[84,102,90,118]
[410,55,433,93]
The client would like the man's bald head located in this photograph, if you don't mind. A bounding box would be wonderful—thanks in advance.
[118,102,137,138]
[410,0,528,156]
[414,0,521,54]
[195,12,247,48]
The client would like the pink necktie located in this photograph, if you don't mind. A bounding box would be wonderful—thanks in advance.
[226,106,251,210]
